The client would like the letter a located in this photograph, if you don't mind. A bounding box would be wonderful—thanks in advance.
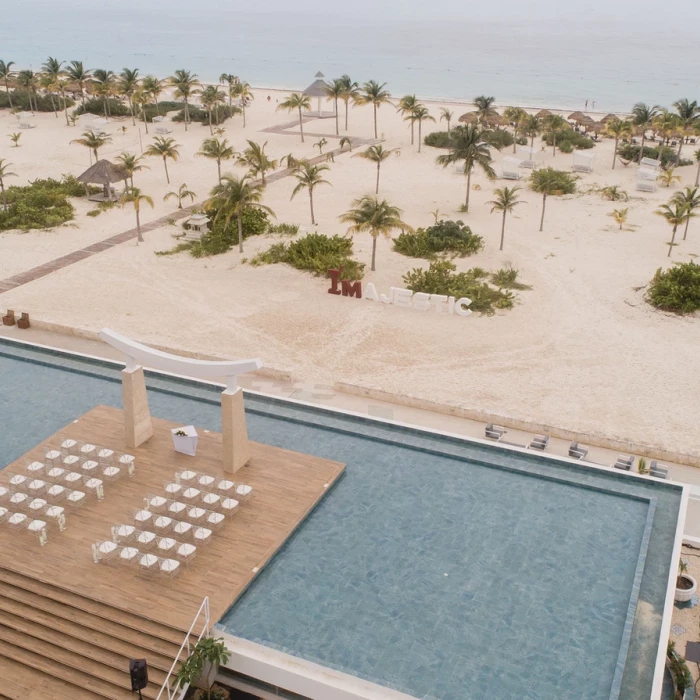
[364,283,379,302]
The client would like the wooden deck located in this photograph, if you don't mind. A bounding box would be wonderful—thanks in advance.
[0,405,345,631]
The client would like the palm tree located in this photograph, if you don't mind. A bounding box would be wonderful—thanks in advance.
[338,75,359,131]
[520,114,541,147]
[600,185,628,201]
[474,95,497,125]
[397,95,420,144]
[608,208,629,230]
[72,130,112,162]
[200,85,225,134]
[56,78,71,126]
[340,195,412,271]
[120,187,154,244]
[164,183,196,209]
[542,114,568,156]
[238,140,277,185]
[357,80,391,139]
[672,98,700,156]
[440,108,454,135]
[197,137,235,184]
[144,136,180,184]
[487,186,523,250]
[116,152,149,188]
[353,145,399,194]
[133,88,150,133]
[654,110,681,148]
[503,107,528,153]
[631,103,661,163]
[40,72,59,117]
[204,175,274,253]
[0,158,17,212]
[291,161,331,225]
[529,167,577,231]
[92,69,116,117]
[41,57,64,118]
[219,73,239,107]
[0,60,15,107]
[170,69,200,130]
[66,60,91,106]
[659,168,681,188]
[339,136,353,152]
[605,118,633,169]
[118,68,140,125]
[412,105,435,153]
[142,75,164,115]
[232,81,253,127]
[656,202,689,257]
[435,124,496,211]
[695,149,700,187]
[313,138,328,155]
[671,186,700,240]
[277,92,311,143]
[15,70,39,113]
[9,133,21,148]
[323,78,344,136]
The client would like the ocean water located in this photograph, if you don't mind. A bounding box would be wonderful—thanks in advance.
[3,2,699,112]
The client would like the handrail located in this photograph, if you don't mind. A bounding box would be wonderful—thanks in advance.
[156,596,211,700]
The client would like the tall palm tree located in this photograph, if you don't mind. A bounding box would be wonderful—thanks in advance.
[170,69,200,131]
[120,187,154,244]
[277,92,311,143]
[0,60,15,107]
[291,161,331,225]
[631,103,661,163]
[15,70,39,113]
[197,137,236,184]
[118,68,140,125]
[672,98,700,156]
[695,148,700,187]
[164,183,196,209]
[40,72,59,117]
[529,167,577,231]
[238,140,278,185]
[204,175,274,253]
[353,144,399,194]
[412,105,435,153]
[397,95,420,144]
[142,75,164,115]
[92,69,115,118]
[671,186,700,240]
[56,78,71,126]
[520,114,541,147]
[66,60,91,106]
[133,88,150,133]
[440,108,454,135]
[144,136,180,184]
[200,85,225,134]
[116,152,149,188]
[323,78,344,136]
[41,57,64,118]
[0,158,17,212]
[435,124,496,211]
[473,95,497,125]
[340,195,412,271]
[338,75,359,131]
[71,130,112,162]
[503,107,528,153]
[656,202,689,256]
[542,114,568,156]
[654,110,681,148]
[357,80,391,139]
[232,81,253,127]
[487,186,523,251]
[605,118,633,169]
[219,73,239,107]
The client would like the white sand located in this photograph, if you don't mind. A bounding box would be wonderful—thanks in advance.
[1,90,699,455]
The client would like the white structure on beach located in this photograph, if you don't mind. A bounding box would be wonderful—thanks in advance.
[572,150,594,173]
[502,156,524,180]
[517,145,539,169]
[637,156,661,192]
[303,71,328,117]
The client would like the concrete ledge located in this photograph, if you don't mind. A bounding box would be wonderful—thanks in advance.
[335,381,700,469]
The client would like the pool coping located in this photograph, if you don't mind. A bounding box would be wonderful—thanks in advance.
[0,335,686,700]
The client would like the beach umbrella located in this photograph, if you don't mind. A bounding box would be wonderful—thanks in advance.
[76,159,129,201]
[458,111,479,124]
[599,113,620,125]
[535,109,551,119]
[568,111,586,123]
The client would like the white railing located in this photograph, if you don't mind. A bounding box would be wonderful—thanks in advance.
[156,596,211,700]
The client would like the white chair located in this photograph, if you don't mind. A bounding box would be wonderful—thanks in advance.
[45,505,67,531]
[172,520,192,539]
[26,461,45,476]
[27,479,47,496]
[153,515,173,533]
[8,512,27,529]
[9,474,27,490]
[0,506,8,522]
[167,500,187,518]
[102,465,121,481]
[112,524,136,542]
[136,530,157,549]
[182,487,200,503]
[176,470,197,485]
[61,438,79,454]
[156,536,177,555]
[10,492,28,509]
[118,546,139,567]
[46,466,66,481]
[119,454,136,471]
[217,480,235,495]
[159,558,180,579]
[0,486,8,502]
[81,461,99,476]
[28,519,48,546]
[146,495,167,512]
[176,542,197,565]
[45,450,62,467]
[198,474,215,489]
[84,478,104,500]
[47,484,66,501]
[80,443,97,458]
[27,498,47,514]
[97,448,114,466]
[92,539,118,563]
[219,498,239,515]
[64,471,82,486]
[206,511,225,530]
[62,455,80,470]
[235,484,253,502]
[202,492,220,508]
[139,552,159,575]
[134,509,153,527]
[192,526,212,546]
[187,507,206,524]
[66,490,86,507]
[164,482,182,497]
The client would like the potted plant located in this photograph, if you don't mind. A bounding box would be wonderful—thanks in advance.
[171,425,198,456]
[675,559,697,603]
[175,636,231,700]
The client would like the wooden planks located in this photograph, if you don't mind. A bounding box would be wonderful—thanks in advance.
[0,405,345,632]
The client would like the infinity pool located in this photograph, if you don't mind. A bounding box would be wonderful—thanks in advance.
[0,338,683,700]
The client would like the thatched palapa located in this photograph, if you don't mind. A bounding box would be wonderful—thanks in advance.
[76,159,128,201]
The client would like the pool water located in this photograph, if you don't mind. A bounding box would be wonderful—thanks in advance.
[0,339,682,700]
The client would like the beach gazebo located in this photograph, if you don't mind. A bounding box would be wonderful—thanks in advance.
[572,150,594,173]
[568,111,586,124]
[458,112,479,125]
[599,113,619,125]
[535,109,551,119]
[517,145,539,168]
[303,71,329,117]
[77,159,128,202]
[502,156,524,180]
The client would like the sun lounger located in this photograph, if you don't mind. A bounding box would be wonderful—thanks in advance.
[649,460,669,479]
[612,454,634,471]
[155,126,173,135]
[568,441,588,460]
[485,423,506,441]
[528,434,550,451]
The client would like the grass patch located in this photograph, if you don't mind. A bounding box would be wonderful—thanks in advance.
[646,262,700,314]
[393,219,484,259]
[490,265,532,290]
[155,242,194,257]
[268,222,299,235]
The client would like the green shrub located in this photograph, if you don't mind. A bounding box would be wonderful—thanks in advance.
[543,130,594,151]
[423,131,452,148]
[250,233,365,280]
[0,91,74,112]
[268,222,300,235]
[646,262,700,314]
[189,207,269,257]
[491,265,532,290]
[484,128,514,150]
[403,260,515,315]
[559,141,574,153]
[393,219,484,259]
[86,209,101,217]
[516,136,528,145]
[155,242,194,257]
[73,97,130,118]
[616,143,692,168]
[172,104,239,125]
[668,642,693,697]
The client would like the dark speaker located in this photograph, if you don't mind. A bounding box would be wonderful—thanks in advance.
[129,658,148,691]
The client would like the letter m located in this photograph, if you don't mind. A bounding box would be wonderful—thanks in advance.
[341,280,363,298]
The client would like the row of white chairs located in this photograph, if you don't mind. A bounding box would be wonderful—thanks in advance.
[4,474,104,500]
[0,494,67,530]
[172,472,252,502]
[145,491,240,516]
[0,507,49,546]
[92,541,185,579]
[52,436,136,470]
[134,504,226,533]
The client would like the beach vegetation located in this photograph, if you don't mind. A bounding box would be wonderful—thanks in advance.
[393,219,483,259]
[230,81,253,127]
[541,114,569,156]
[65,61,91,105]
[90,69,116,117]
[473,95,497,125]
[491,264,531,290]
[0,90,74,112]
[164,183,196,209]
[290,161,331,226]
[672,186,700,240]
[73,96,129,118]
[529,167,577,231]
[116,152,149,188]
[667,642,693,697]
[615,142,690,168]
[338,75,359,131]
[0,159,17,212]
[484,128,514,151]
[0,61,16,108]
[171,103,238,126]
[339,136,353,152]
[118,67,140,125]
[604,118,633,168]
[600,185,628,201]
[520,114,541,147]
[120,187,154,244]
[397,94,420,144]
[440,108,453,134]
[170,69,200,131]
[322,79,344,136]
[340,195,411,271]
[9,133,21,148]
[503,107,528,152]
[353,144,399,194]
[268,222,299,235]
[672,99,700,157]
[656,201,691,257]
[631,103,661,162]
[356,80,391,139]
[659,168,681,188]
[487,186,523,251]
[199,85,226,134]
[542,130,594,151]
[15,70,40,112]
[197,137,236,184]
[71,130,112,161]
[647,262,700,313]
[277,92,311,143]
[423,131,451,149]
[403,260,515,315]
[238,140,277,185]
[608,208,629,230]
[145,136,180,184]
[412,105,435,153]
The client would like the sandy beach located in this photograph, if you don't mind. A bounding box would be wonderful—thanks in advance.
[1,86,699,457]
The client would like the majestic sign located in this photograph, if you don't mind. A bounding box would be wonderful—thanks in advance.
[327,268,472,317]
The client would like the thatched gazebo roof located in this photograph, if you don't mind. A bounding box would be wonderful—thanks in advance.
[303,71,328,98]
[599,113,620,125]
[535,109,552,118]
[568,111,586,122]
[458,111,479,124]
[77,159,128,185]
[485,113,507,127]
